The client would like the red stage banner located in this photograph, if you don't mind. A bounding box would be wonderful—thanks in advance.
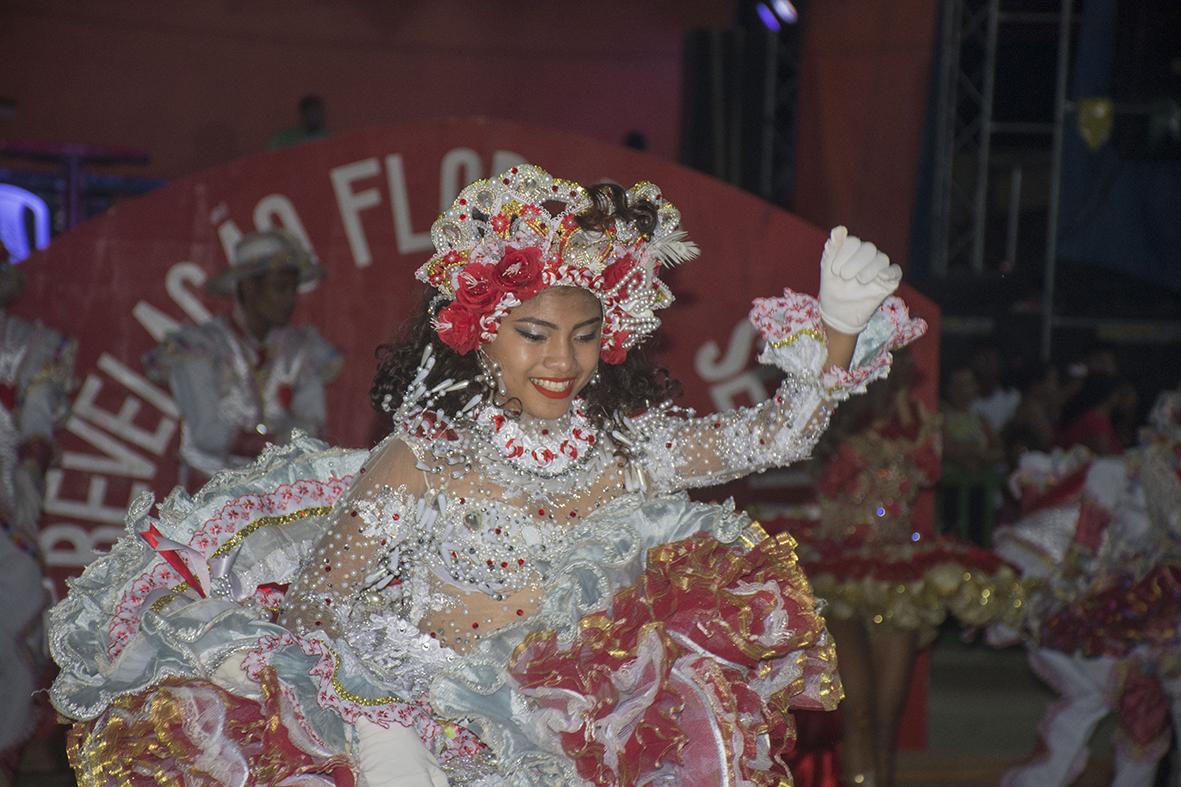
[20,113,939,613]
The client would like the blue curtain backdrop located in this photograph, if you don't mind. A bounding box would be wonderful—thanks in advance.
[1057,0,1181,291]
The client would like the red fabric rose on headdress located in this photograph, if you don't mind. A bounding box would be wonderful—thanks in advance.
[454,263,502,312]
[493,246,545,300]
[600,331,631,365]
[436,303,483,355]
[599,255,637,296]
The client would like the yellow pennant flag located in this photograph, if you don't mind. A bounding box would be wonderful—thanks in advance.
[1076,97,1114,151]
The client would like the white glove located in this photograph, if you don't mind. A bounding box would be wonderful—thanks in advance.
[354,717,450,787]
[817,226,903,334]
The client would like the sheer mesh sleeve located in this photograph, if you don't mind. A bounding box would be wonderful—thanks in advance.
[632,290,927,494]
[278,436,425,638]
[629,376,834,493]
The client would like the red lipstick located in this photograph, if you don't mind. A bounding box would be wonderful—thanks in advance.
[530,377,576,399]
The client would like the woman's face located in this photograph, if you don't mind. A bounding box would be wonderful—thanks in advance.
[483,287,602,420]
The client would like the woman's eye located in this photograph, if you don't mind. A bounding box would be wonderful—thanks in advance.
[576,332,600,343]
[516,330,545,342]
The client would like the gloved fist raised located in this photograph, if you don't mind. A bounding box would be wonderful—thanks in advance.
[817,226,903,334]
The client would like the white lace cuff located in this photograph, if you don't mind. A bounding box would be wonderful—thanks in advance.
[748,291,927,403]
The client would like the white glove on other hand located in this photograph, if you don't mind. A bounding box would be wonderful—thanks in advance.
[817,226,903,334]
[354,718,450,786]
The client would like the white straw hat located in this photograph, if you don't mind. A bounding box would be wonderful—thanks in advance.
[206,230,324,296]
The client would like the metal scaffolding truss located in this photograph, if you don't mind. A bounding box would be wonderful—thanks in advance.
[930,0,999,277]
[763,30,803,207]
[929,0,1076,359]
[715,24,803,209]
[683,9,804,210]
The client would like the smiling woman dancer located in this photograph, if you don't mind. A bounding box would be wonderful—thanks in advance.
[50,165,924,786]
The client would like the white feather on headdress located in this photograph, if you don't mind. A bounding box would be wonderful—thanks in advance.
[647,230,700,267]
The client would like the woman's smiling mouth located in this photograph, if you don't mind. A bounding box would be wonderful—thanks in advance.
[530,377,576,398]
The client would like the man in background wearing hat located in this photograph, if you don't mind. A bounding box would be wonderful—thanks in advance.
[0,243,76,783]
[145,230,342,485]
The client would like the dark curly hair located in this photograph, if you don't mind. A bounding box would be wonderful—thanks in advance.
[574,181,658,236]
[370,183,681,433]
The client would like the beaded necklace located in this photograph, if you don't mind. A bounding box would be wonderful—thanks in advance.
[406,399,614,506]
[472,399,598,478]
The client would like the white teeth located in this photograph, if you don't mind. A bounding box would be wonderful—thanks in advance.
[531,378,572,392]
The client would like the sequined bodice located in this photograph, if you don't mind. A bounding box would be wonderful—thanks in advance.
[280,378,835,655]
[310,433,641,652]
[417,493,627,649]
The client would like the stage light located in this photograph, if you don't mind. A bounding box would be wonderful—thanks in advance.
[0,184,51,263]
[771,0,798,23]
[755,2,781,31]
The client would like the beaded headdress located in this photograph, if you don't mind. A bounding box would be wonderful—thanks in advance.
[415,164,698,363]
